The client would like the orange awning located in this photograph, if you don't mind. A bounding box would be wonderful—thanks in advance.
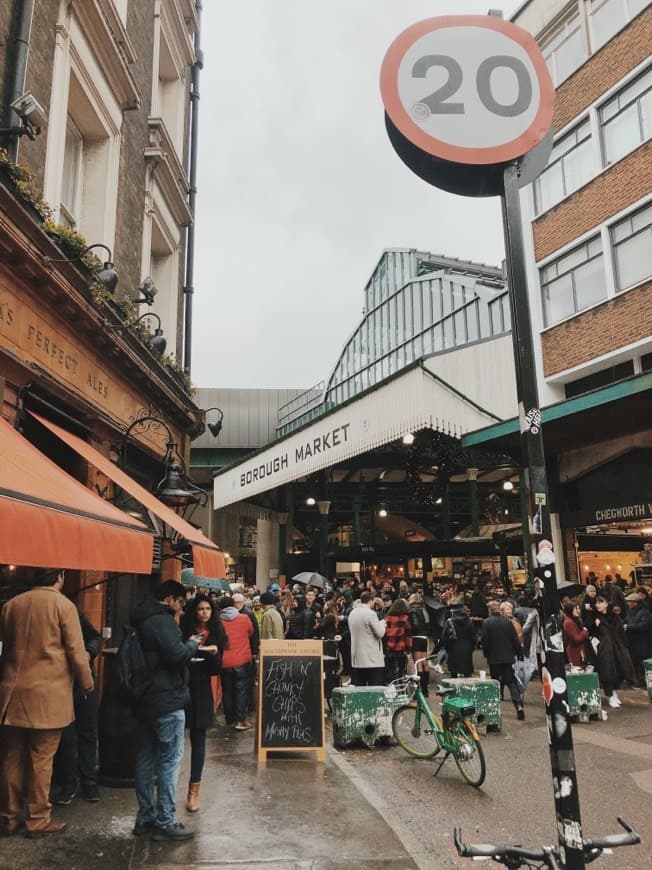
[31,413,226,579]
[0,416,153,572]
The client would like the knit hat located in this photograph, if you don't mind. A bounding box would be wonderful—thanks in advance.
[260,591,276,605]
[585,585,596,595]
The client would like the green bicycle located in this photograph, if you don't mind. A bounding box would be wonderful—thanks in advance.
[389,669,486,788]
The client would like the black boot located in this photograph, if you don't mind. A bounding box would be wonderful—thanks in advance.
[420,671,430,697]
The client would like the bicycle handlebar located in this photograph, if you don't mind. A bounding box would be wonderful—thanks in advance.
[454,818,639,868]
[583,817,640,851]
[454,828,555,862]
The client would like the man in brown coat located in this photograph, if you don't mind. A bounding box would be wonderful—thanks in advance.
[0,568,93,837]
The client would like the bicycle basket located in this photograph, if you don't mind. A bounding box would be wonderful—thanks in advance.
[385,676,416,704]
[442,695,475,718]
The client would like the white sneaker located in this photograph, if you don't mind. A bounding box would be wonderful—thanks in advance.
[612,691,621,704]
[608,695,620,708]
[433,664,444,674]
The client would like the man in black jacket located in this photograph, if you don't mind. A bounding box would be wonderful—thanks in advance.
[51,610,102,804]
[131,580,202,841]
[481,601,525,720]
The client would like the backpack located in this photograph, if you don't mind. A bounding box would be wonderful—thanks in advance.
[442,618,457,643]
[114,624,151,705]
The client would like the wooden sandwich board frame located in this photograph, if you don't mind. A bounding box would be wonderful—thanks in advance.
[256,638,326,763]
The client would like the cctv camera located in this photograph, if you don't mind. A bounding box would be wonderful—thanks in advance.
[139,276,158,304]
[10,92,47,129]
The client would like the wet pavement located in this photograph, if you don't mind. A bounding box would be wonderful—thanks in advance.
[0,721,421,870]
[2,666,651,869]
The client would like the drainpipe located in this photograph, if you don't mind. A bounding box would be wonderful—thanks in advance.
[2,0,35,161]
[182,0,202,374]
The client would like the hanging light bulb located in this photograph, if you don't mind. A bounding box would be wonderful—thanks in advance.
[503,480,514,491]
[402,433,415,445]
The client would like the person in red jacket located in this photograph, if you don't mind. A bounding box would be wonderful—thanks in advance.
[218,597,254,731]
[384,598,412,684]
[562,602,589,669]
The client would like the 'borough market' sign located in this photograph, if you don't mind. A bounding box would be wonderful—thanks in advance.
[213,366,498,509]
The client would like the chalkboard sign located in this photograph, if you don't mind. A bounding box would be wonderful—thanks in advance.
[257,639,325,762]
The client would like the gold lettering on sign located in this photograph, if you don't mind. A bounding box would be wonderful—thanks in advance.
[86,371,108,399]
[23,320,111,402]
[27,323,80,375]
[0,300,15,325]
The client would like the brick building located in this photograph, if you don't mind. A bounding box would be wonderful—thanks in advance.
[0,1,224,635]
[467,1,652,585]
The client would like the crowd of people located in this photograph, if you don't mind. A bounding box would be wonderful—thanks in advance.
[0,566,650,842]
[562,574,652,708]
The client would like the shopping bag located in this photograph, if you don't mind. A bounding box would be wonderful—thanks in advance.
[513,657,534,691]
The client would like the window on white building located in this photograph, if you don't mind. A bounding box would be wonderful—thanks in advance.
[534,118,596,214]
[542,10,587,86]
[611,201,652,291]
[60,119,83,228]
[588,0,650,52]
[540,236,606,326]
[600,66,652,164]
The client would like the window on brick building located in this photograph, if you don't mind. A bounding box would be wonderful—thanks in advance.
[611,201,652,291]
[540,236,606,326]
[541,9,587,86]
[588,0,650,52]
[599,66,652,164]
[533,118,596,214]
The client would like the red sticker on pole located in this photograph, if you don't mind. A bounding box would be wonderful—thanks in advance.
[380,15,554,167]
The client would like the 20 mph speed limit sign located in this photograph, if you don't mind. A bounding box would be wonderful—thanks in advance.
[380,15,554,166]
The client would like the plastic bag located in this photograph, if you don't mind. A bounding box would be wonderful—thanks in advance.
[513,657,534,691]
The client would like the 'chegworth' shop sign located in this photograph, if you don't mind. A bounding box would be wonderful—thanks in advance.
[213,366,499,510]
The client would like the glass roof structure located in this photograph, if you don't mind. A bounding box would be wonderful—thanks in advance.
[278,249,510,436]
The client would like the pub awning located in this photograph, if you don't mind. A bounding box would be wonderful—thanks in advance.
[31,413,226,579]
[0,415,153,572]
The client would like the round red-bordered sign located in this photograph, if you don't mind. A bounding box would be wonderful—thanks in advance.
[380,16,554,166]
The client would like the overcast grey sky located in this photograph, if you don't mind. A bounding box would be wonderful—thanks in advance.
[192,1,520,390]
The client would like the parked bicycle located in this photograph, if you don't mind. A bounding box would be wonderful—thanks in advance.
[454,816,640,868]
[388,659,486,787]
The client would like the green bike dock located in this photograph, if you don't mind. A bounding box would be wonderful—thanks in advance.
[440,677,502,733]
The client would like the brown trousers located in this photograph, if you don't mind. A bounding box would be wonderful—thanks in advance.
[0,725,62,831]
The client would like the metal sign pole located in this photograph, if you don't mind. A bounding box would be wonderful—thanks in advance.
[501,163,585,870]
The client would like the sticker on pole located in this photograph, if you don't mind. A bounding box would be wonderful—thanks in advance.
[380,15,554,167]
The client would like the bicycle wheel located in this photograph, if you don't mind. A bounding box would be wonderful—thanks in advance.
[451,720,486,787]
[392,704,441,759]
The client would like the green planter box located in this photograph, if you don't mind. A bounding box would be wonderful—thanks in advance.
[644,658,652,703]
[440,677,501,733]
[331,686,400,748]
[566,670,602,721]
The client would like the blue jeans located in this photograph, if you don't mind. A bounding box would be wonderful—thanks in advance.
[135,709,185,829]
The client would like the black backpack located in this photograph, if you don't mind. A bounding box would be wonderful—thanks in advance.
[442,618,458,643]
[114,624,151,705]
